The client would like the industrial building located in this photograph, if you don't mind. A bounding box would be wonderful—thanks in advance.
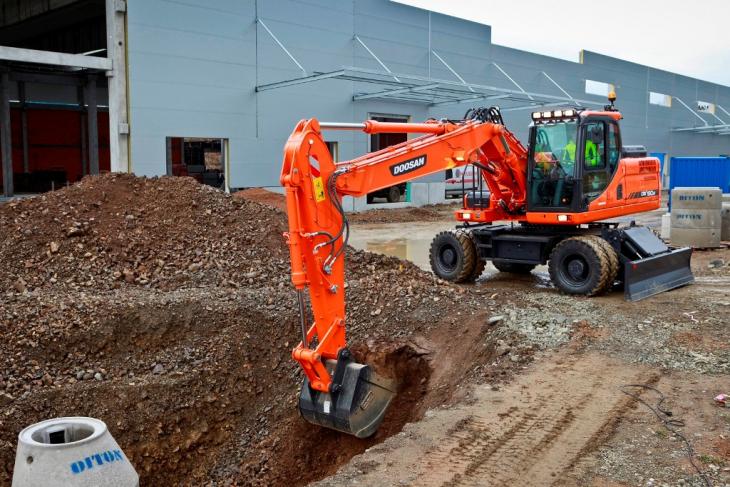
[0,0,729,203]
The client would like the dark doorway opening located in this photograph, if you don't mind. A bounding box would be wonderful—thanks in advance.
[166,137,226,190]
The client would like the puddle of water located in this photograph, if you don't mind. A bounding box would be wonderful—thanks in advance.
[348,221,550,286]
[348,221,453,272]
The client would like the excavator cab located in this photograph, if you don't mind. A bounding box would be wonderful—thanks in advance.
[528,115,579,209]
[526,108,623,213]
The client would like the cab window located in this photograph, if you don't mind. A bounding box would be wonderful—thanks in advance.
[583,122,606,170]
[582,122,609,200]
[529,121,578,208]
[607,123,619,173]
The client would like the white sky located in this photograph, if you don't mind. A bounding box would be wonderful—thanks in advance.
[394,0,730,87]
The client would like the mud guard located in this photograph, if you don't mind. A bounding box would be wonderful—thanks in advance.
[298,357,396,438]
[620,227,694,301]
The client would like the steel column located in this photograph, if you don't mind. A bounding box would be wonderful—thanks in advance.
[165,137,172,175]
[106,0,130,173]
[86,75,99,175]
[1,71,13,196]
[19,82,29,173]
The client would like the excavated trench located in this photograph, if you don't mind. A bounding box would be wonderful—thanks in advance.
[1,296,444,486]
[244,343,433,487]
[0,174,509,486]
[0,290,510,486]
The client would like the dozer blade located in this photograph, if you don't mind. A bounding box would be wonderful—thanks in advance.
[624,246,694,302]
[298,361,396,438]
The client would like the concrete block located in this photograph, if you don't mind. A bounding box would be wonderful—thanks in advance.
[13,417,138,487]
[427,182,447,204]
[723,193,730,203]
[341,195,355,212]
[671,187,722,210]
[409,183,429,206]
[660,213,671,239]
[670,227,721,248]
[352,196,368,212]
[722,203,730,241]
[670,208,722,229]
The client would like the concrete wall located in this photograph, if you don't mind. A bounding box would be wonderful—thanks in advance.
[125,0,730,189]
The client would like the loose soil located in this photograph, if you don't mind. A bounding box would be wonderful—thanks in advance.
[1,175,729,486]
[235,186,458,224]
[0,175,512,486]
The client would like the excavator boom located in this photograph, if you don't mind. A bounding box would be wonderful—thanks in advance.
[280,113,520,437]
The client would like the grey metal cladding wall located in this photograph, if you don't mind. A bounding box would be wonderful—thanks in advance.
[581,51,730,156]
[254,1,358,185]
[126,0,730,188]
[127,0,257,177]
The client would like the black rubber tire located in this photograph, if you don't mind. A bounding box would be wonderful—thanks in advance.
[587,236,619,294]
[386,186,401,203]
[548,236,610,296]
[467,232,486,281]
[492,260,537,274]
[430,230,478,283]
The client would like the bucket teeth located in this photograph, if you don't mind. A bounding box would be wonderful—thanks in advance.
[298,363,395,438]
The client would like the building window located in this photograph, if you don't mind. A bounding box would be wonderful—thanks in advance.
[649,92,672,107]
[585,79,614,97]
[166,137,227,189]
[325,141,339,162]
[697,101,715,114]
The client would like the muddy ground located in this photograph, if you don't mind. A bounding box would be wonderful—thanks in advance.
[1,177,729,486]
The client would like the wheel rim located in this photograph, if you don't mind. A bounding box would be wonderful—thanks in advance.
[561,255,589,286]
[438,245,458,273]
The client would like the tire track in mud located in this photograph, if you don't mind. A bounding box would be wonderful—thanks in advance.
[313,353,657,487]
[415,355,656,487]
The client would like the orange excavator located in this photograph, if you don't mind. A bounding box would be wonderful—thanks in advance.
[279,94,693,438]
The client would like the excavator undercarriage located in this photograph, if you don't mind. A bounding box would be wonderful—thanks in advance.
[430,222,693,301]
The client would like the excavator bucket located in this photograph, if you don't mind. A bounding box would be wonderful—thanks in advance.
[620,226,694,301]
[298,361,396,438]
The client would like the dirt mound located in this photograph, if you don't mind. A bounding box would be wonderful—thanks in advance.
[234,186,457,224]
[345,203,457,224]
[234,188,287,212]
[0,175,506,486]
[0,174,288,293]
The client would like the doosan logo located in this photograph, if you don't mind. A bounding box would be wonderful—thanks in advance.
[390,156,427,176]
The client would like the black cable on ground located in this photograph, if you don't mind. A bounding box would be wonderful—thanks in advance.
[620,384,712,487]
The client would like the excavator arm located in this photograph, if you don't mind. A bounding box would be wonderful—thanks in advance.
[279,110,526,437]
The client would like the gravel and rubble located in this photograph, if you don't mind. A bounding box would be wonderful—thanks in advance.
[0,174,506,486]
[1,174,729,486]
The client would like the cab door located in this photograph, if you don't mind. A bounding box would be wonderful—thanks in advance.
[577,119,621,210]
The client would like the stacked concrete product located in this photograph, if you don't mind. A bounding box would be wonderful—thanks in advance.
[670,187,722,248]
[660,212,671,240]
[722,193,730,241]
[12,417,138,487]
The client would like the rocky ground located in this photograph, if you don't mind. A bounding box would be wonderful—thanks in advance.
[0,175,514,486]
[1,176,728,486]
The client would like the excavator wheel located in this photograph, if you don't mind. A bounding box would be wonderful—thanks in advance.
[430,230,480,283]
[492,260,537,274]
[467,232,486,281]
[586,236,620,293]
[548,236,611,296]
